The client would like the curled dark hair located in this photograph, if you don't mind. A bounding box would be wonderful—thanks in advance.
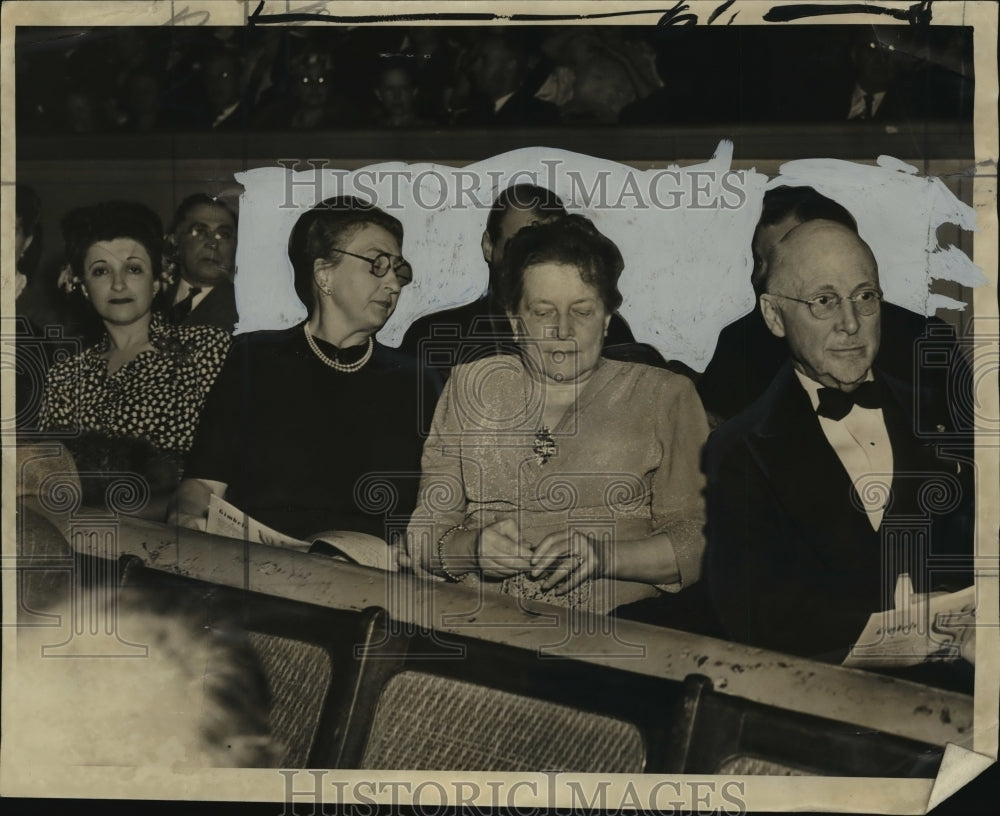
[288,195,404,313]
[497,214,624,314]
[62,200,166,281]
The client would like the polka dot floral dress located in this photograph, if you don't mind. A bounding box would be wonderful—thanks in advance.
[38,313,231,489]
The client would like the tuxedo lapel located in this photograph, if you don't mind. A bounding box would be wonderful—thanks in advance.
[744,364,873,543]
[878,369,967,523]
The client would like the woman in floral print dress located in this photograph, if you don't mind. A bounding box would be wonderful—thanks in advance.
[38,201,231,518]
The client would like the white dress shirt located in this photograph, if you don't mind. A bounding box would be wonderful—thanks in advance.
[795,370,894,530]
[493,91,516,114]
[211,101,241,129]
[847,85,887,120]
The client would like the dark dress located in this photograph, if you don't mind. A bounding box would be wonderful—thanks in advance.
[184,323,441,541]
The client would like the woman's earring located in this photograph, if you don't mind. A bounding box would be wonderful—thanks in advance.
[318,283,333,297]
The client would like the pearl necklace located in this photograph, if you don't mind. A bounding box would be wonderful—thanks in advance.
[303,324,373,373]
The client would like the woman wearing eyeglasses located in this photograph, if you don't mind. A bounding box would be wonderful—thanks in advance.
[173,196,439,544]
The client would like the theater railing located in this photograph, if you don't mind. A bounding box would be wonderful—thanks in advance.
[16,121,973,163]
[29,501,973,754]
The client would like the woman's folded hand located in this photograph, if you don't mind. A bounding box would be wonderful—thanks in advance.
[405,518,531,580]
[529,529,612,594]
[476,519,533,578]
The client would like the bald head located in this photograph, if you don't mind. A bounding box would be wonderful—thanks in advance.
[749,187,858,295]
[761,219,882,392]
[767,220,878,293]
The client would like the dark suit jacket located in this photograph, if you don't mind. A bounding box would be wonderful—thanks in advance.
[493,88,560,126]
[454,88,560,127]
[703,363,973,662]
[176,280,239,334]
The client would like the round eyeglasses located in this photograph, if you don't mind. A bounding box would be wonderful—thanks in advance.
[185,223,236,242]
[327,247,413,286]
[769,289,882,320]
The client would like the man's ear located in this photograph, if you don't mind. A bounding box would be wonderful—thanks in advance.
[481,230,494,266]
[759,294,786,338]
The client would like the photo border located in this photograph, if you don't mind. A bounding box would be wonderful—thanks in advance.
[1,1,997,812]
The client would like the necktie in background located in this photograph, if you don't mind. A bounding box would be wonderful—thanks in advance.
[171,286,202,321]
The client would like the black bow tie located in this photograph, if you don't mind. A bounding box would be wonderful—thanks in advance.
[816,380,882,421]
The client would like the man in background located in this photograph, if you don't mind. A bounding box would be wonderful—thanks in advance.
[167,193,239,333]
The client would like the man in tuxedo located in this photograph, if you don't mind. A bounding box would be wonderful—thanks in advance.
[168,193,239,333]
[703,220,973,665]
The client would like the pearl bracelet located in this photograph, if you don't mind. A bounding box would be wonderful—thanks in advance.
[437,524,469,583]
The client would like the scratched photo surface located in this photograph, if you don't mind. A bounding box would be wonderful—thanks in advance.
[2,1,997,813]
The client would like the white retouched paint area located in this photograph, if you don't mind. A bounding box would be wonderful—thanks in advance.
[234,144,980,372]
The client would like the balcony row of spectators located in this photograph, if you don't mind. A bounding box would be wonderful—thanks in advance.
[16,24,973,135]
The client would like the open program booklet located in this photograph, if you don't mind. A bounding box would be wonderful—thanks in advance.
[843,575,976,668]
[207,494,396,572]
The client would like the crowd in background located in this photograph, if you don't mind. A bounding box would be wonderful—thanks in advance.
[16,24,973,134]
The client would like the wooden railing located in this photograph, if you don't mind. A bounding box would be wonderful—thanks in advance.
[16,121,974,163]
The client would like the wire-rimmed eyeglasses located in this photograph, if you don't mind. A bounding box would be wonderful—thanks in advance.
[768,288,883,320]
[185,223,236,242]
[328,247,413,286]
